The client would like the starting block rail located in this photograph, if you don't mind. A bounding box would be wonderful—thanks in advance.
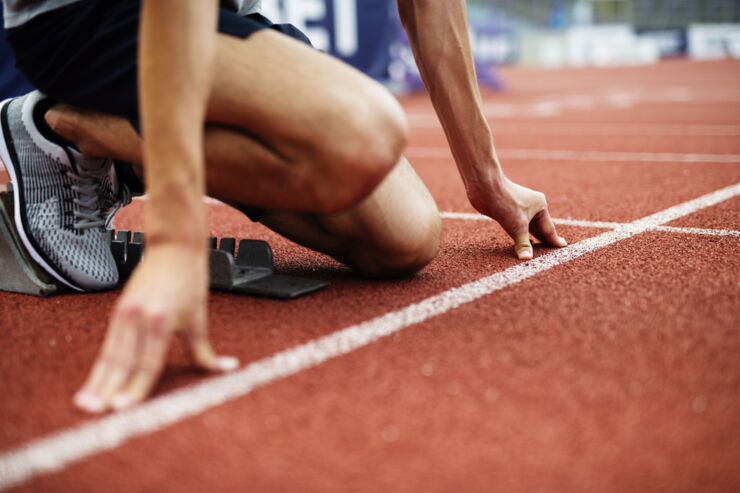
[0,190,329,299]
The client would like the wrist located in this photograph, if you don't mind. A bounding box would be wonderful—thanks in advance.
[145,200,207,251]
[461,156,504,191]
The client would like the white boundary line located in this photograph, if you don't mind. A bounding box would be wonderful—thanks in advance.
[405,147,740,164]
[0,183,738,490]
[404,119,740,136]
[166,200,740,238]
[404,87,740,122]
[441,212,625,230]
[441,212,740,237]
[652,225,740,237]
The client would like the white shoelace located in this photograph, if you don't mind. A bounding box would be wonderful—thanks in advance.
[67,170,105,230]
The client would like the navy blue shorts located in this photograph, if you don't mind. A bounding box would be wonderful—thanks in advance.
[5,0,311,217]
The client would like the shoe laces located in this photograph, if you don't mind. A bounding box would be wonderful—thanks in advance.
[66,167,106,230]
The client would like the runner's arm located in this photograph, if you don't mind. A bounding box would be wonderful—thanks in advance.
[396,0,567,259]
[75,0,238,413]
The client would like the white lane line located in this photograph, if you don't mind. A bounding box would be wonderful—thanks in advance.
[405,87,740,122]
[175,200,740,238]
[441,212,625,229]
[405,147,740,164]
[551,218,629,229]
[653,225,740,237]
[0,182,738,491]
[405,119,740,136]
[440,212,740,237]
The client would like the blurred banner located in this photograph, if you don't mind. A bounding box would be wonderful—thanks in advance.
[262,0,506,91]
[1,1,507,99]
[262,0,393,80]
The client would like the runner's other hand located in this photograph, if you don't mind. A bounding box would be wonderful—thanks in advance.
[74,244,239,413]
[467,176,568,260]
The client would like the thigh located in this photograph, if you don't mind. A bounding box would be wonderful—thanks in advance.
[258,156,442,277]
[5,1,303,126]
[207,29,404,164]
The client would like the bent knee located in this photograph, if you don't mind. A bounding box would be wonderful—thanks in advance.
[304,86,409,214]
[353,211,442,278]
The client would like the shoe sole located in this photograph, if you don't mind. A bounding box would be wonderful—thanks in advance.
[0,98,84,292]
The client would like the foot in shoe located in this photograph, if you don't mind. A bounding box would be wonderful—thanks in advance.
[0,91,120,291]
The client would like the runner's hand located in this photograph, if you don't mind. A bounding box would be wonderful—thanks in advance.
[74,244,238,413]
[467,176,568,260]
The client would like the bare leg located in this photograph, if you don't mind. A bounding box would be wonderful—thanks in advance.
[259,156,441,277]
[46,30,441,276]
[49,107,441,276]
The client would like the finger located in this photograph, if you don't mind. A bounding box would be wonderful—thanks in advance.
[184,311,239,372]
[529,208,568,247]
[513,230,533,260]
[111,314,174,411]
[74,308,140,413]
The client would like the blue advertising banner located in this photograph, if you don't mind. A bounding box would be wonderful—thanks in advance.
[1,1,509,100]
[263,0,508,92]
[262,0,393,80]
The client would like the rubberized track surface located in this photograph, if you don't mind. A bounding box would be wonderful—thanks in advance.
[1,60,739,492]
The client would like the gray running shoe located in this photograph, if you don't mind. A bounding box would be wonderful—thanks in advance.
[0,91,119,291]
[96,161,132,229]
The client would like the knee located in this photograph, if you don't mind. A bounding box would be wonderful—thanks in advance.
[307,86,409,214]
[355,207,442,279]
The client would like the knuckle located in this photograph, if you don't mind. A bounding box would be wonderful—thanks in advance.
[116,304,142,322]
[142,312,170,337]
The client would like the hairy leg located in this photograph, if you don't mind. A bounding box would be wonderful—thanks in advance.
[46,29,439,276]
[49,105,441,276]
[259,156,441,277]
[50,29,407,213]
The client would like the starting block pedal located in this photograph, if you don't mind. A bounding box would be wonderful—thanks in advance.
[0,189,329,299]
[0,189,66,296]
[112,232,330,300]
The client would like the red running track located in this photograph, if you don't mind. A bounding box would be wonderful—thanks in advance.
[0,59,739,492]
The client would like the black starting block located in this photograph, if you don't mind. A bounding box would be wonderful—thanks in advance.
[0,189,329,299]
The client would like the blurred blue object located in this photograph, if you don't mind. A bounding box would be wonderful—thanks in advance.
[1,9,34,99]
[263,0,507,93]
[261,0,392,80]
[388,2,508,93]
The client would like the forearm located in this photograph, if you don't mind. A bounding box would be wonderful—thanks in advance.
[396,0,502,191]
[139,0,218,249]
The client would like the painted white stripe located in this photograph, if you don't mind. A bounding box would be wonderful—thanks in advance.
[130,206,740,238]
[405,87,740,123]
[405,147,740,164]
[0,183,738,491]
[441,212,740,237]
[441,212,625,230]
[405,118,740,136]
[551,218,628,229]
[653,225,740,237]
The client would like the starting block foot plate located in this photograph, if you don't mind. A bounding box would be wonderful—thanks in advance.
[232,274,330,300]
[0,191,66,296]
[0,190,329,299]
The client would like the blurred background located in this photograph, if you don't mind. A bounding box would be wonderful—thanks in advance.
[2,0,740,99]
